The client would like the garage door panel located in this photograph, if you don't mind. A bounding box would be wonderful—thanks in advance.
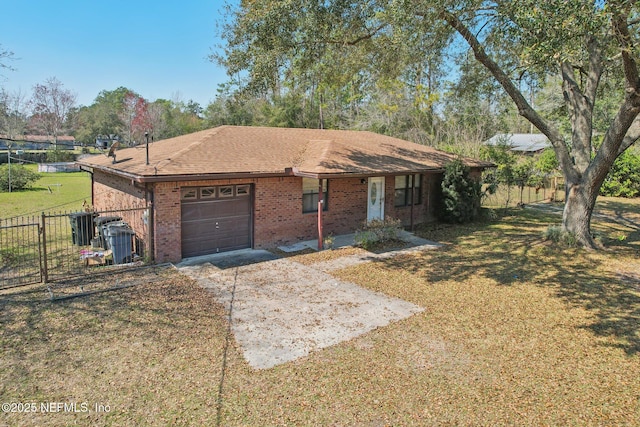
[181,185,252,258]
[211,199,251,217]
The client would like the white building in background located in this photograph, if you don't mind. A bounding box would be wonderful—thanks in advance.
[485,133,551,154]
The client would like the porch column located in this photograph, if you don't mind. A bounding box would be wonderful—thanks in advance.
[317,178,324,250]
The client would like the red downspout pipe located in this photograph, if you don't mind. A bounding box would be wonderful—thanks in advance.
[317,179,324,250]
[410,174,415,232]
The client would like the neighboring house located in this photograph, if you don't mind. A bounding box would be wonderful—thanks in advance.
[0,135,76,150]
[77,126,491,263]
[485,133,550,154]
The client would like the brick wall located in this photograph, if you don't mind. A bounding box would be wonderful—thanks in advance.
[92,171,150,260]
[92,171,146,210]
[323,177,368,235]
[94,172,444,263]
[252,177,370,248]
[152,182,182,263]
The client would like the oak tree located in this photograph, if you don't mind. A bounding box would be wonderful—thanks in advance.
[218,0,640,248]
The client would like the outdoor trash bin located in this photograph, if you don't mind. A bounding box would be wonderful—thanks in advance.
[104,225,135,264]
[69,212,95,246]
[94,216,123,249]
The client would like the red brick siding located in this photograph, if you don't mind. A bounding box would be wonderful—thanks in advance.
[322,178,368,235]
[152,182,182,263]
[252,177,370,248]
[92,171,149,257]
[253,177,313,247]
[92,171,146,210]
[93,172,444,263]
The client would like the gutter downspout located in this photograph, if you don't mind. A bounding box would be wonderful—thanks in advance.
[317,179,324,250]
[90,171,95,207]
[145,183,155,263]
[410,174,415,232]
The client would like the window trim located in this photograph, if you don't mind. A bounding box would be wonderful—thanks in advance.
[218,186,234,198]
[181,188,198,201]
[394,174,422,207]
[302,178,328,213]
[200,187,217,199]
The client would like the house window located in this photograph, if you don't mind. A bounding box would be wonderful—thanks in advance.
[236,185,250,196]
[181,188,197,200]
[302,178,328,213]
[394,174,422,207]
[200,187,216,199]
[219,186,234,197]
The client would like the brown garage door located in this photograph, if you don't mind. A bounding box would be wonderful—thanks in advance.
[181,184,252,258]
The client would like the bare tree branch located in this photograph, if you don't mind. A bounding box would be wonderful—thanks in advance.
[439,10,576,180]
[324,23,388,46]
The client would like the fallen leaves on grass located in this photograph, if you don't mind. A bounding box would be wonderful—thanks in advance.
[1,201,639,426]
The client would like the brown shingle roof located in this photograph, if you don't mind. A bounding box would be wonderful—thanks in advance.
[77,126,490,181]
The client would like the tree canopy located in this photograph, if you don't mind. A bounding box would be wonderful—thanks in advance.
[217,0,640,248]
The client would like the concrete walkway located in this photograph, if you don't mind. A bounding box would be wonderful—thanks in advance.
[176,232,440,369]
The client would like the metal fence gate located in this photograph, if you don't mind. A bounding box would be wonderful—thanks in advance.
[0,216,42,287]
[0,206,150,289]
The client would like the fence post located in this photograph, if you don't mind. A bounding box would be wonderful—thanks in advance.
[37,216,44,284]
[40,212,49,283]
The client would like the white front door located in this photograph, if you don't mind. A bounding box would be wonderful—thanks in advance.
[367,177,385,222]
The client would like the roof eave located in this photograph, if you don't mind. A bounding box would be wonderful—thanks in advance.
[79,163,295,183]
[292,167,446,179]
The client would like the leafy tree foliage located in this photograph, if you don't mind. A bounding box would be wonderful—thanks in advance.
[73,88,206,146]
[215,0,640,249]
[72,87,131,145]
[0,164,39,192]
[46,149,75,163]
[600,149,640,198]
[439,159,482,223]
[535,148,560,175]
[482,142,517,208]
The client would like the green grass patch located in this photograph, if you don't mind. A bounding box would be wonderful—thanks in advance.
[0,164,91,218]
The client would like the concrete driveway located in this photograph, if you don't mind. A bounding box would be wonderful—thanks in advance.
[177,237,438,369]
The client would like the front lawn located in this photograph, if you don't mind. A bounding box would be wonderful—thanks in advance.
[0,165,92,218]
[1,200,638,426]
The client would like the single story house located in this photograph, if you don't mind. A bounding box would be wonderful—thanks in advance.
[77,126,491,263]
[0,134,76,150]
[485,133,550,154]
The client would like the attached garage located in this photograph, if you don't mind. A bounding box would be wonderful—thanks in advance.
[78,126,491,263]
[180,184,252,257]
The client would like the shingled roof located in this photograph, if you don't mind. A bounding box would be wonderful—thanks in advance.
[485,133,551,153]
[78,126,491,182]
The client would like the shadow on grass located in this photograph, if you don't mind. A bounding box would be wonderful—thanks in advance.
[381,211,640,355]
[594,199,640,231]
[0,266,229,370]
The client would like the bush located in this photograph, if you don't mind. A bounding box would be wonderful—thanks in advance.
[0,164,40,191]
[439,159,482,223]
[354,218,403,250]
[542,225,577,247]
[46,149,76,163]
[600,150,640,197]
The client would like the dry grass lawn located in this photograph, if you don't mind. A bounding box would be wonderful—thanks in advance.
[1,200,639,426]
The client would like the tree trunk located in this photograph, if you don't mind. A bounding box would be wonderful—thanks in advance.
[562,181,597,249]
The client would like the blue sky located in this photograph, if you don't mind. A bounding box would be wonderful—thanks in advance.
[1,0,232,108]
